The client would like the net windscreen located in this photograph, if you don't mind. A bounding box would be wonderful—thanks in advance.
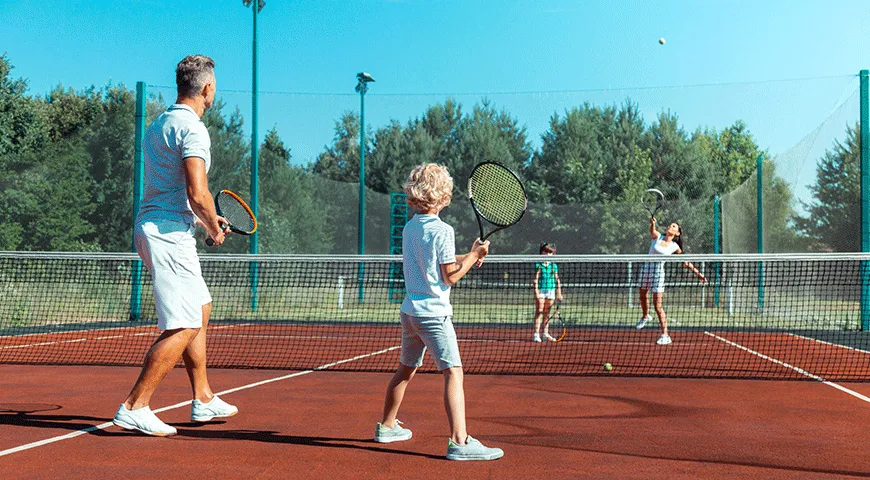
[217,192,256,234]
[468,163,526,226]
[2,252,870,381]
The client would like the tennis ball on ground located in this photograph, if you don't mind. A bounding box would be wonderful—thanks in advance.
[604,363,613,371]
[659,38,666,45]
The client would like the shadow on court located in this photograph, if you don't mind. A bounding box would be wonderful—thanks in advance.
[175,429,444,459]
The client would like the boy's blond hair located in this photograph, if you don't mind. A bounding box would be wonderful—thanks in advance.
[404,163,453,212]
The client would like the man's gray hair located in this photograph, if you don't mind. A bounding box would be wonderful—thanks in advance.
[176,55,215,98]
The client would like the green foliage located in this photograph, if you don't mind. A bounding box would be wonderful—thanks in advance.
[0,51,854,255]
[84,86,136,251]
[0,54,48,156]
[796,124,861,252]
[258,129,334,253]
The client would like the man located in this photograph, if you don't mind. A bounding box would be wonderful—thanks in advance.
[112,55,237,436]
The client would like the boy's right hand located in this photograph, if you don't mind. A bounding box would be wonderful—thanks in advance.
[472,238,490,258]
[472,238,490,268]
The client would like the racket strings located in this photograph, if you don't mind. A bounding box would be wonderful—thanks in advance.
[217,193,256,233]
[641,189,665,215]
[469,164,526,226]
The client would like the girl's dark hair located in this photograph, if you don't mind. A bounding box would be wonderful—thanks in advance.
[539,242,556,254]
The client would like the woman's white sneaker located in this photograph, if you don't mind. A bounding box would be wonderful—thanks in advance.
[656,334,673,345]
[636,316,651,329]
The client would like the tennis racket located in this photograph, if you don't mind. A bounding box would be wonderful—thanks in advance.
[641,188,665,219]
[205,190,258,247]
[467,162,527,242]
[546,300,567,343]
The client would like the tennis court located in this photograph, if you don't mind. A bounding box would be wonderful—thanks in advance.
[3,253,870,478]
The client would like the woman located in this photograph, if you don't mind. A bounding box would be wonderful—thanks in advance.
[635,217,706,345]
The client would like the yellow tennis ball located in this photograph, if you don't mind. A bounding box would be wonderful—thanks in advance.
[659,38,666,45]
[604,363,613,371]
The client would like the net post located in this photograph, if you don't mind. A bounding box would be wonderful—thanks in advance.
[129,81,146,322]
[713,194,720,308]
[861,69,870,330]
[756,155,764,313]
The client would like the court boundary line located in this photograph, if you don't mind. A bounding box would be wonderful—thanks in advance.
[705,332,870,404]
[787,332,870,356]
[0,345,401,458]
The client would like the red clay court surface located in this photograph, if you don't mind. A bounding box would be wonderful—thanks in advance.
[4,363,870,479]
[4,324,870,380]
[4,324,870,478]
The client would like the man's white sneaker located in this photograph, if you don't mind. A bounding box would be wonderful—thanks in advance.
[113,404,177,436]
[532,333,542,343]
[656,334,673,345]
[635,316,651,329]
[191,396,238,422]
[374,419,413,443]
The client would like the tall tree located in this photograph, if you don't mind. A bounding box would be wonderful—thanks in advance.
[258,128,333,253]
[84,85,136,251]
[796,124,860,252]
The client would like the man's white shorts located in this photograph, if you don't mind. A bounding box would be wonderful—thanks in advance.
[135,220,212,330]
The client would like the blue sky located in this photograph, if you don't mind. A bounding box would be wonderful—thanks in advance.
[2,0,868,198]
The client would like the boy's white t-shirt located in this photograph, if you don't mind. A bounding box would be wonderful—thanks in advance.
[400,214,456,317]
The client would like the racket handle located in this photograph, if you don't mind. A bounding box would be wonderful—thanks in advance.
[206,237,215,247]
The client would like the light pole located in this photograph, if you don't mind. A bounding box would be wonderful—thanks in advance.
[355,72,374,303]
[243,0,265,311]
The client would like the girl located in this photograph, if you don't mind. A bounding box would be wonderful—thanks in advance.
[635,217,706,345]
[533,242,563,342]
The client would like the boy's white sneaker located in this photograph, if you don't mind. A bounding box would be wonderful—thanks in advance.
[446,435,504,461]
[374,419,412,443]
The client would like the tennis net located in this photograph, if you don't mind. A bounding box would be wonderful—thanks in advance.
[2,252,870,381]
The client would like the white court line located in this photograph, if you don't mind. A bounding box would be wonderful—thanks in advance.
[0,324,242,351]
[0,345,401,458]
[1,335,133,351]
[705,332,870,404]
[788,332,870,356]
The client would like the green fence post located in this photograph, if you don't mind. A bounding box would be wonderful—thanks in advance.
[861,69,870,330]
[713,194,720,307]
[129,81,146,322]
[248,0,262,312]
[756,154,764,312]
[355,73,374,304]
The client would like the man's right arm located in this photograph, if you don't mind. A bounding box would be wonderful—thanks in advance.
[183,156,225,246]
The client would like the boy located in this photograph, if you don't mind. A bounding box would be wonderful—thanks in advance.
[374,163,503,461]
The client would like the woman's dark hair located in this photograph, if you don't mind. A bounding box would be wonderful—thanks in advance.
[539,242,556,254]
[673,223,684,251]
